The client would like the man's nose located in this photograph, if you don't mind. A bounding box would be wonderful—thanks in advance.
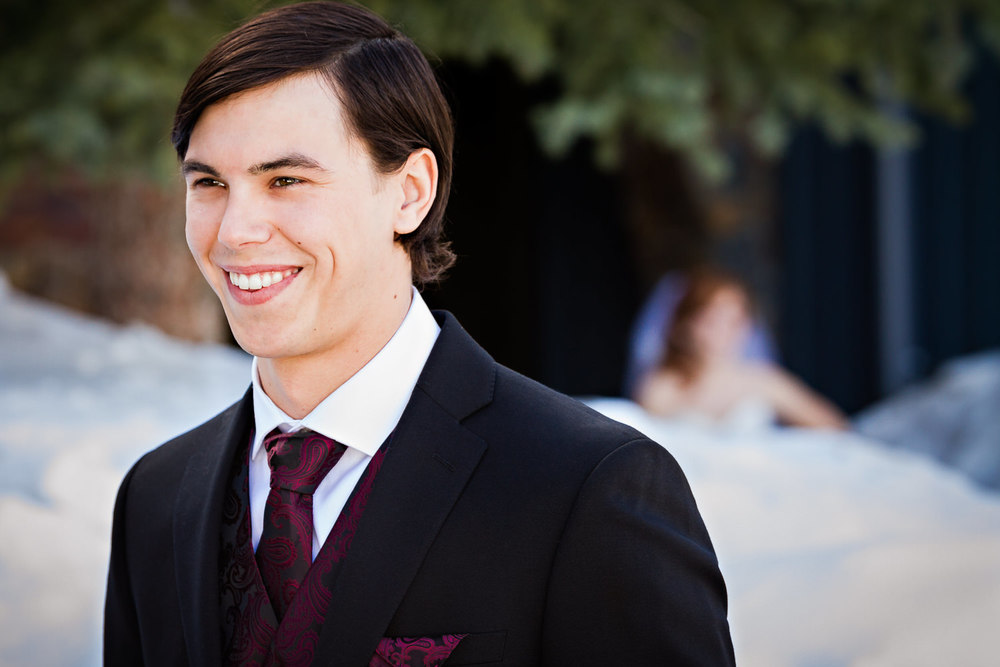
[217,187,272,249]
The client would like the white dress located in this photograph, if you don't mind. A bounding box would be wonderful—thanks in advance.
[674,397,778,434]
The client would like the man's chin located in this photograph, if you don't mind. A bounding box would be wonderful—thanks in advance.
[228,329,292,360]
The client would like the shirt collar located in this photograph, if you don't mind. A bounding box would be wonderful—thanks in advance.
[250,287,440,460]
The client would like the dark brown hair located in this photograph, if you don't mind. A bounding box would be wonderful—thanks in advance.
[172,1,455,285]
[661,269,751,383]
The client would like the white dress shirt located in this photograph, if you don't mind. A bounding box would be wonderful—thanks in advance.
[248,287,440,558]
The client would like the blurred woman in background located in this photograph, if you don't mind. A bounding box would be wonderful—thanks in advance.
[636,269,847,430]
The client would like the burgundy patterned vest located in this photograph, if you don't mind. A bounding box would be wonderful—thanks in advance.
[219,430,388,666]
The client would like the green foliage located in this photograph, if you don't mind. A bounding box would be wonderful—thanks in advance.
[0,0,250,183]
[3,0,1000,185]
[375,0,1000,180]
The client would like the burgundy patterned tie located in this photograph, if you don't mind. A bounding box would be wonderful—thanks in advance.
[256,428,346,620]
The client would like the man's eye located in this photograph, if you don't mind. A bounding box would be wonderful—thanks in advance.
[273,177,302,188]
[194,177,225,188]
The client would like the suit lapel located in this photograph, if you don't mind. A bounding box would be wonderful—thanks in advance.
[173,387,253,667]
[313,312,496,665]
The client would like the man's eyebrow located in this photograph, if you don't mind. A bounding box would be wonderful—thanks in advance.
[181,160,220,177]
[248,153,327,175]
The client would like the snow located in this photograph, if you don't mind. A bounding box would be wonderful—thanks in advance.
[586,399,1000,667]
[854,350,1000,491]
[2,277,998,666]
[0,277,251,666]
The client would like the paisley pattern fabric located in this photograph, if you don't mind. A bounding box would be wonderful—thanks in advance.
[270,443,387,665]
[220,431,274,665]
[219,429,391,666]
[257,429,346,620]
[369,635,468,667]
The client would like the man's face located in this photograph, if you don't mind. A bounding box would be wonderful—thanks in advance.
[183,73,416,365]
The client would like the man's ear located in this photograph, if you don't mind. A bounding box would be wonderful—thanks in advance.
[394,148,438,236]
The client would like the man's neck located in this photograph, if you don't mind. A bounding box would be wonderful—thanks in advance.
[256,289,414,419]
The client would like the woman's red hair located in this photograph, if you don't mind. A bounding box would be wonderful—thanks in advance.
[661,269,751,384]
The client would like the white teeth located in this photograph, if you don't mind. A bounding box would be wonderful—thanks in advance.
[228,268,299,292]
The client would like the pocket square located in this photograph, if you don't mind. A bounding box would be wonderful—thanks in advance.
[369,634,467,667]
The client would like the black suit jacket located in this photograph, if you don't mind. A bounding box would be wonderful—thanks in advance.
[104,312,735,666]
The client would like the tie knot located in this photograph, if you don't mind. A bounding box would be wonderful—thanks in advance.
[263,428,346,494]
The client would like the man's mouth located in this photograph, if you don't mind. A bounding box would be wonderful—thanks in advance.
[228,268,300,291]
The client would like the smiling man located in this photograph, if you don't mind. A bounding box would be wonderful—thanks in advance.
[182,71,432,417]
[103,3,735,666]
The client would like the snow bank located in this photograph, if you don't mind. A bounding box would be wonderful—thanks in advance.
[586,398,1000,667]
[0,281,250,666]
[854,350,1000,491]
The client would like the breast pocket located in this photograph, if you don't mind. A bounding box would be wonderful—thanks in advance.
[373,631,506,666]
[443,631,507,665]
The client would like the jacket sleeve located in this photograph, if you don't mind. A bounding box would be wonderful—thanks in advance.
[103,461,145,667]
[541,437,735,666]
